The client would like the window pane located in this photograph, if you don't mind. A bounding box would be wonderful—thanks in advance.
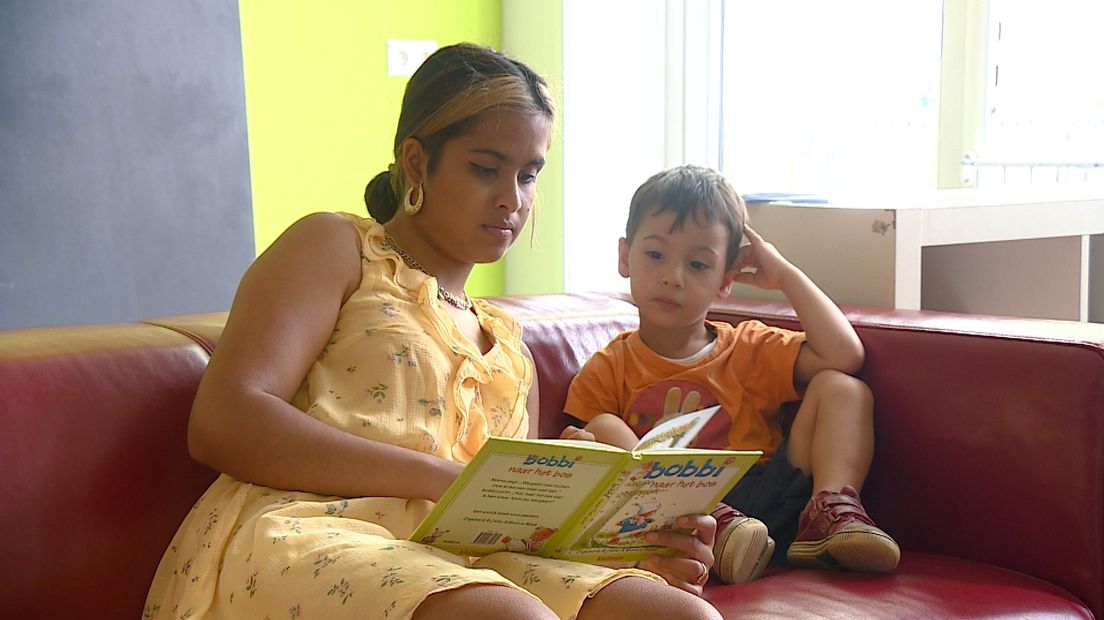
[977,0,1104,187]
[719,1,943,195]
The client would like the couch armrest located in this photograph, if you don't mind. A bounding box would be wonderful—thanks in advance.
[708,298,1104,618]
[0,322,220,618]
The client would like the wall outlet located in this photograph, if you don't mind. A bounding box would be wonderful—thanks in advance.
[387,39,437,77]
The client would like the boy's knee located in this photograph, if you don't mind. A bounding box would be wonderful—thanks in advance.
[806,369,873,409]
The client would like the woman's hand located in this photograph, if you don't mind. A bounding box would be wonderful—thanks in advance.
[638,513,717,596]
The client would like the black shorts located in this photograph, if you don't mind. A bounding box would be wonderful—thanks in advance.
[722,437,812,565]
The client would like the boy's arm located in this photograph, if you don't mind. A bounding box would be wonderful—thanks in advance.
[559,414,595,441]
[585,413,640,450]
[559,412,641,451]
[560,335,647,449]
[563,341,630,424]
[730,227,864,386]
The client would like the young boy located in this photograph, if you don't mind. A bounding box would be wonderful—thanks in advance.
[562,165,900,585]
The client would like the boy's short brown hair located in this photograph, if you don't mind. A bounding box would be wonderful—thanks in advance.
[625,165,748,269]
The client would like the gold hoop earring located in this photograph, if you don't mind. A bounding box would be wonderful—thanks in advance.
[403,184,423,216]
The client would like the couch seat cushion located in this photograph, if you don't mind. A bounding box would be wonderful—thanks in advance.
[704,552,1092,619]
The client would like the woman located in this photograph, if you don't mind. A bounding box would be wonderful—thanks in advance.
[144,43,721,620]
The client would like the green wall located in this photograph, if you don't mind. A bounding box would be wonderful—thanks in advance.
[503,0,565,295]
[238,0,510,296]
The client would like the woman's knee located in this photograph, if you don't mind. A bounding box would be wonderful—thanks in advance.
[579,577,722,620]
[413,584,556,620]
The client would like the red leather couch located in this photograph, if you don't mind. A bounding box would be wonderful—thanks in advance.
[2,293,1101,619]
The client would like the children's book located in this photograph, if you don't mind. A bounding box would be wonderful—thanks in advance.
[410,406,761,563]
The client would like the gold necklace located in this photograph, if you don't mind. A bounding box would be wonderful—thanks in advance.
[383,234,473,311]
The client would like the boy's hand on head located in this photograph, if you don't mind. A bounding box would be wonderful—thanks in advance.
[730,226,798,290]
[559,426,596,442]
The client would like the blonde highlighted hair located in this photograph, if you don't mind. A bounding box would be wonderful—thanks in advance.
[364,43,556,222]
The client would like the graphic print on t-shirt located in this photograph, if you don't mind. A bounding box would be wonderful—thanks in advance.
[625,380,731,450]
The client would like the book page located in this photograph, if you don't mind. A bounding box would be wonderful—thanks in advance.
[411,438,625,557]
[633,405,722,451]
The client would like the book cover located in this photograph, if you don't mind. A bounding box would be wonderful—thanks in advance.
[410,407,761,562]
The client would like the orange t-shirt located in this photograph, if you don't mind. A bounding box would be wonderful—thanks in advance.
[564,320,805,462]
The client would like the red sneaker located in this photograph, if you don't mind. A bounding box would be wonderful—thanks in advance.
[711,504,774,584]
[786,485,900,572]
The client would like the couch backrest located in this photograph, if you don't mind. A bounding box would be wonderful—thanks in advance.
[0,322,219,618]
[3,295,1102,618]
[489,293,641,439]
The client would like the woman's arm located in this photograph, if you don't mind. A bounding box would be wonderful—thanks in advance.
[520,341,541,438]
[188,213,463,501]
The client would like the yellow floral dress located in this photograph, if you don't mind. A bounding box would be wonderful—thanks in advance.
[143,214,657,620]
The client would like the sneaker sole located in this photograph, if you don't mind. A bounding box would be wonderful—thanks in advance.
[716,521,774,584]
[787,529,900,573]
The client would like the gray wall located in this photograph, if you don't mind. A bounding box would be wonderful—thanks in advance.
[1,0,253,329]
